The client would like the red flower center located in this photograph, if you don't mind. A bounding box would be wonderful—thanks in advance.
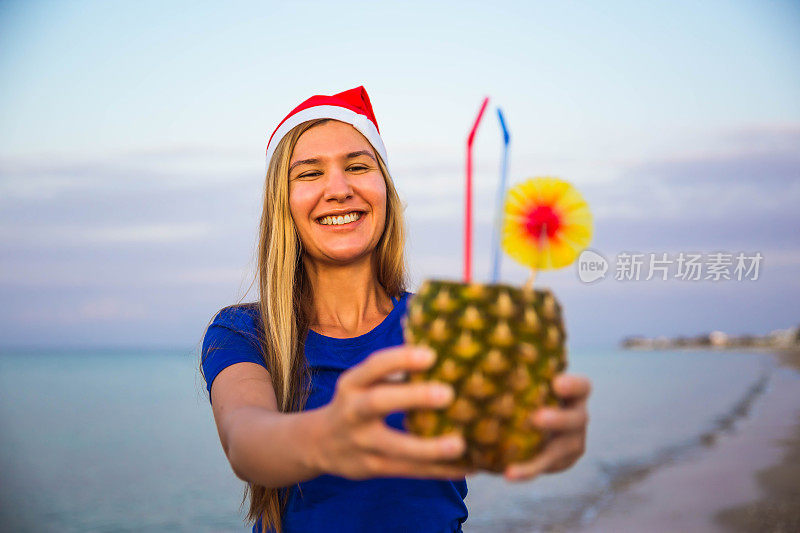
[523,205,561,241]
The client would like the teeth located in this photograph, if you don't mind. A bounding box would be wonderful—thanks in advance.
[319,212,362,225]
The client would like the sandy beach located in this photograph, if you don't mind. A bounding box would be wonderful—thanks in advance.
[576,349,800,533]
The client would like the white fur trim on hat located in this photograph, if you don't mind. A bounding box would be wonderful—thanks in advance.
[265,105,388,173]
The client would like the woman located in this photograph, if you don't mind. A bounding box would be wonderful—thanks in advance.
[200,86,591,533]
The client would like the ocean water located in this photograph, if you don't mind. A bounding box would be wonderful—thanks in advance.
[0,346,780,532]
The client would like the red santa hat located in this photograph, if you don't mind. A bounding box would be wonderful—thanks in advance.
[265,85,388,170]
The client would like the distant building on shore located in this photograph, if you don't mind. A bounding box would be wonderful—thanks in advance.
[621,325,800,351]
[709,331,728,347]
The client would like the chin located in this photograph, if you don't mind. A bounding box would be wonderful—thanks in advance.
[319,246,375,264]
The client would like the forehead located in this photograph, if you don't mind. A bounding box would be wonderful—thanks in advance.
[291,120,375,160]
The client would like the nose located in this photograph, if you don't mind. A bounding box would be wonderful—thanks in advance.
[323,166,354,202]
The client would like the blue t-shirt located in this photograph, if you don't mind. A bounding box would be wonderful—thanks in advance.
[201,291,469,533]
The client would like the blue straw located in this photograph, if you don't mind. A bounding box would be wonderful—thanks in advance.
[491,107,511,283]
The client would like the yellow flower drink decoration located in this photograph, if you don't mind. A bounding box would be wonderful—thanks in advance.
[502,177,593,280]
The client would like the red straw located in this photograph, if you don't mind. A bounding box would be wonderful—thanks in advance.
[464,96,490,283]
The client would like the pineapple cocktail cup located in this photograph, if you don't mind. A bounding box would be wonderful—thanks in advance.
[400,175,592,473]
[402,279,567,473]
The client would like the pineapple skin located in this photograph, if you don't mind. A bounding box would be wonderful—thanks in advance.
[402,279,568,473]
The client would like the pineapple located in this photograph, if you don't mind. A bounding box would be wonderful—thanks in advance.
[402,279,568,472]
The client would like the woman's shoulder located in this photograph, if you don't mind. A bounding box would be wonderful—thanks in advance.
[400,290,415,306]
[210,302,260,334]
[201,303,265,402]
[395,290,414,311]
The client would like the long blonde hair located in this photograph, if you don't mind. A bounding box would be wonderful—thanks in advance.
[204,118,408,532]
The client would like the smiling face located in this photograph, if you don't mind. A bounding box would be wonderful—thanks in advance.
[288,120,388,266]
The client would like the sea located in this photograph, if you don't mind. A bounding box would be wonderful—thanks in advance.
[0,345,791,532]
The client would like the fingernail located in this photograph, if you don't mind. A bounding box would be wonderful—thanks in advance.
[443,436,464,453]
[413,347,435,364]
[432,384,453,403]
[534,409,553,425]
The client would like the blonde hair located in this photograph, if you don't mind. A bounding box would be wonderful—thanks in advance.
[203,118,408,533]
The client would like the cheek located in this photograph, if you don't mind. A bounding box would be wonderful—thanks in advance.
[288,184,317,224]
[364,176,388,216]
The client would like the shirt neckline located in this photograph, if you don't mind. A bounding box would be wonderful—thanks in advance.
[306,292,409,348]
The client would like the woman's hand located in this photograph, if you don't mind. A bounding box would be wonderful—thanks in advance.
[503,373,591,482]
[314,345,474,481]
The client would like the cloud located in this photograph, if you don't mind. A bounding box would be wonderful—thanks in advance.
[0,146,261,201]
[0,126,798,347]
[11,296,148,324]
[0,261,250,289]
[0,222,215,247]
[721,123,800,152]
[628,149,799,187]
[583,127,800,227]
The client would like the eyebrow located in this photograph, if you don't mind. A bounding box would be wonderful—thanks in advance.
[289,150,376,173]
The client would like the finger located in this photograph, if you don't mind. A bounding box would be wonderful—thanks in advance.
[365,425,466,462]
[340,345,436,389]
[530,406,588,432]
[552,374,592,402]
[389,460,475,481]
[382,370,408,383]
[545,450,581,474]
[368,454,475,480]
[503,437,566,481]
[353,381,454,418]
[543,435,586,473]
[505,432,586,481]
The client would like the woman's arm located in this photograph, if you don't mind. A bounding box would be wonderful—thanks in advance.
[210,361,326,488]
[210,346,474,489]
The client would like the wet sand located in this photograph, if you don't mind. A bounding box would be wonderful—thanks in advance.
[714,349,800,533]
[577,349,800,533]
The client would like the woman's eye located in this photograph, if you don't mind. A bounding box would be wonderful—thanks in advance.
[297,171,321,179]
[296,165,368,179]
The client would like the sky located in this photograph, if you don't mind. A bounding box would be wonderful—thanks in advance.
[0,0,798,348]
